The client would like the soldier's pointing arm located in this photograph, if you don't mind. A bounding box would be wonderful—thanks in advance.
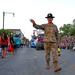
[33,23,45,30]
[30,19,45,30]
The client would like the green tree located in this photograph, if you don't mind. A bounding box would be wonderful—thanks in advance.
[59,19,75,37]
[71,19,75,35]
[59,24,72,36]
[23,37,27,40]
[0,29,12,35]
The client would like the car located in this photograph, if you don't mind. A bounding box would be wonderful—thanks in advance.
[29,39,35,48]
[34,34,44,50]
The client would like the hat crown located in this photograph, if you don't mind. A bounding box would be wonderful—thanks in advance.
[47,13,52,17]
[45,13,55,18]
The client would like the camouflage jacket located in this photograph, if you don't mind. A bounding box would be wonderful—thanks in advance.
[33,23,59,43]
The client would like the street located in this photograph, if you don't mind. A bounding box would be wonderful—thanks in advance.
[0,47,75,75]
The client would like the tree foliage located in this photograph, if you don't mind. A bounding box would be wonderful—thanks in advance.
[23,37,27,40]
[59,19,75,37]
[0,29,12,35]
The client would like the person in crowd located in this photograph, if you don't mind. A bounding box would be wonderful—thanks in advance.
[9,33,17,54]
[20,39,24,48]
[25,39,29,47]
[0,31,10,58]
[69,35,74,51]
[13,34,21,49]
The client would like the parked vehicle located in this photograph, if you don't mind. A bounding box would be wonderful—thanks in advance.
[30,39,35,48]
[34,34,44,50]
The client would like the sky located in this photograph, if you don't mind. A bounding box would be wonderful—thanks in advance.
[0,0,75,40]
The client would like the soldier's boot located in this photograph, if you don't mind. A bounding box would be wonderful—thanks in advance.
[54,62,61,72]
[46,61,50,69]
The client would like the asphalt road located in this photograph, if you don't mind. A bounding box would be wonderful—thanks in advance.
[0,47,75,75]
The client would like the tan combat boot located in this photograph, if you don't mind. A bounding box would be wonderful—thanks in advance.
[54,62,61,72]
[46,61,50,69]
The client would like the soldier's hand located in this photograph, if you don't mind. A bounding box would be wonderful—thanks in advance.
[30,19,35,24]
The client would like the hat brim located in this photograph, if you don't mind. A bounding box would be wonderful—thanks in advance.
[45,16,55,18]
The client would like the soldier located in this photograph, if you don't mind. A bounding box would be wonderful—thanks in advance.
[30,13,61,72]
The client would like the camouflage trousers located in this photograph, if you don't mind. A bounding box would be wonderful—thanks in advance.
[44,42,58,63]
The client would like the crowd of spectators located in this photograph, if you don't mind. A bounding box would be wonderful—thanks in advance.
[0,32,26,58]
[60,35,75,51]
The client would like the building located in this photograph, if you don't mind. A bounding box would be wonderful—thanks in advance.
[9,29,24,40]
[31,29,44,40]
[33,29,44,36]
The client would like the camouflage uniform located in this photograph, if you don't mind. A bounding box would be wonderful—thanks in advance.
[33,23,59,63]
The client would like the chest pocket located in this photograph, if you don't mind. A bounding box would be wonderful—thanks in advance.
[45,25,55,34]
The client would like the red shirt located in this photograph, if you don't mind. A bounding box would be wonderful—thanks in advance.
[0,37,8,44]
